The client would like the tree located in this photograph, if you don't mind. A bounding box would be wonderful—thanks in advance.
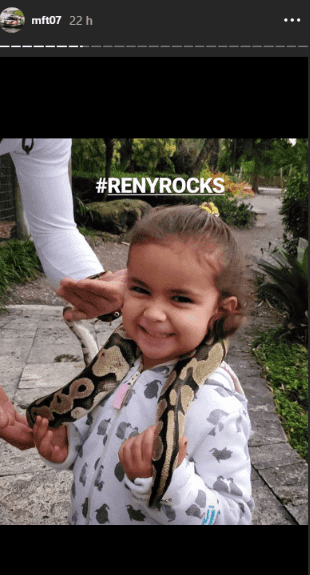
[191,138,220,177]
[226,139,276,193]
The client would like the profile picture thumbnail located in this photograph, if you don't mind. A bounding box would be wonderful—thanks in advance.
[0,7,25,33]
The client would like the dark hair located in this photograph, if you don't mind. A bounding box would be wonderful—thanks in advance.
[128,204,253,342]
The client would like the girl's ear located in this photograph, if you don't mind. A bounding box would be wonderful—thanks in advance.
[221,296,239,315]
[208,296,239,329]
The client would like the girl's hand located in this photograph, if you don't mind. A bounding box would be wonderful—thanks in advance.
[33,416,68,463]
[0,400,34,450]
[118,424,188,482]
[57,269,127,321]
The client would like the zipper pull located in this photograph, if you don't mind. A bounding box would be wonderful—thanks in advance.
[113,361,142,410]
[113,383,131,409]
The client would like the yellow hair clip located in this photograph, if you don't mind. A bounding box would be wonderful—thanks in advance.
[201,202,220,217]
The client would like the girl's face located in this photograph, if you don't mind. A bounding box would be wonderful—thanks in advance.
[122,240,233,370]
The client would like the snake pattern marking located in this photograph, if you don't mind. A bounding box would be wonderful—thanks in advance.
[26,307,228,508]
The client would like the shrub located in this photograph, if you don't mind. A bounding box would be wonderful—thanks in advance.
[257,238,308,345]
[0,239,41,310]
[280,140,308,256]
[202,195,254,228]
[200,168,255,199]
[280,171,308,255]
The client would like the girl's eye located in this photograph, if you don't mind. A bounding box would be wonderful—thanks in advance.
[130,286,150,295]
[172,295,193,304]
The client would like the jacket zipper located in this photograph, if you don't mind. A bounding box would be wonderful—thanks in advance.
[86,359,143,523]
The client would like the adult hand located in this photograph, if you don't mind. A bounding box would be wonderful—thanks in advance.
[56,269,127,321]
[0,400,34,450]
[33,416,68,463]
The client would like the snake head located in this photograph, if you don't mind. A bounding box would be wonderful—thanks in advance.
[26,403,56,429]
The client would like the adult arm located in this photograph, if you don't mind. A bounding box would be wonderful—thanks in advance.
[3,138,104,287]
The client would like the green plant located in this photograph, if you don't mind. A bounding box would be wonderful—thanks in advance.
[73,194,96,227]
[0,239,41,310]
[251,330,308,460]
[132,139,176,174]
[257,238,308,345]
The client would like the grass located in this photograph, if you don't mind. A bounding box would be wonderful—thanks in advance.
[251,329,308,460]
[0,239,41,311]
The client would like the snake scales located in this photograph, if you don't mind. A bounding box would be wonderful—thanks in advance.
[26,308,228,508]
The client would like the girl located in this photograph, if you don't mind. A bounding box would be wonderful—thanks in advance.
[32,203,255,525]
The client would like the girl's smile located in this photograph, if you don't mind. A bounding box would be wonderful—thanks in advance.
[122,240,226,370]
[139,325,174,339]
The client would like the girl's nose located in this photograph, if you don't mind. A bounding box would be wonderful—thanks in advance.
[142,301,167,322]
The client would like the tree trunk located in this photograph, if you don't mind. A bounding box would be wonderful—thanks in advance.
[119,138,133,171]
[191,138,219,177]
[252,173,259,194]
[103,138,114,201]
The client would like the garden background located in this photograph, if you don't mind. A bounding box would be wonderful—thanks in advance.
[0,137,308,460]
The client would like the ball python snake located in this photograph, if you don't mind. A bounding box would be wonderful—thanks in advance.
[26,307,229,508]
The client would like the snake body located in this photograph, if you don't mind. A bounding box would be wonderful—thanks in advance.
[64,313,99,367]
[26,309,228,508]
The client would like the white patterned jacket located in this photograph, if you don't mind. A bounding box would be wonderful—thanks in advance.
[44,358,254,525]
